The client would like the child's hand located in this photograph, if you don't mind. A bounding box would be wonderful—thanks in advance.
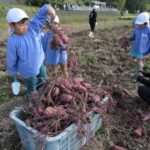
[138,71,144,77]
[47,7,56,21]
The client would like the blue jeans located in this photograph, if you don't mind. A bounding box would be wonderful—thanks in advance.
[25,64,47,95]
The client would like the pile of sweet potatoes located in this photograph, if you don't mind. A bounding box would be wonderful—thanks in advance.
[24,75,113,137]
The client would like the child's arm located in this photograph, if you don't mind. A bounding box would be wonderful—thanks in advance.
[6,38,17,76]
[128,29,136,41]
[29,4,56,33]
[41,32,47,53]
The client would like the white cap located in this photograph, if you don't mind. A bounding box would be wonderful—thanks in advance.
[6,8,29,23]
[54,15,59,23]
[135,12,149,25]
[93,5,99,10]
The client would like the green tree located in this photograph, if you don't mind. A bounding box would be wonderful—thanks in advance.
[125,0,148,13]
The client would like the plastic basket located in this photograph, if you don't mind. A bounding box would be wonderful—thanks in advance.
[10,107,102,150]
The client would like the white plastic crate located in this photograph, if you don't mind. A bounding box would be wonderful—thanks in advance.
[10,107,102,150]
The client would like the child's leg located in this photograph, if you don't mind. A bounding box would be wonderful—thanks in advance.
[137,58,144,71]
[24,64,47,103]
[60,63,68,78]
[51,64,58,76]
[24,77,37,103]
[36,64,47,90]
[133,58,144,79]
[25,77,37,94]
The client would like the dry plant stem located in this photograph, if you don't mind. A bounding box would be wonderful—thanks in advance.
[46,76,59,106]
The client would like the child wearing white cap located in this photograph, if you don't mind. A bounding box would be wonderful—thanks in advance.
[6,4,56,101]
[121,12,150,79]
[42,15,69,78]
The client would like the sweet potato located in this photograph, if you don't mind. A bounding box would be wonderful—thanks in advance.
[111,145,127,150]
[59,33,69,44]
[60,84,71,94]
[81,81,92,89]
[134,127,142,138]
[142,113,150,121]
[44,107,56,117]
[73,84,87,93]
[44,106,66,117]
[93,95,100,103]
[62,79,72,89]
[67,54,78,68]
[54,106,66,117]
[53,33,63,46]
[60,94,73,102]
[73,76,84,84]
[36,107,44,116]
[51,86,60,97]
[51,33,63,50]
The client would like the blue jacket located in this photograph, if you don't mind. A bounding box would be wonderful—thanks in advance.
[6,4,51,78]
[128,26,150,54]
[42,31,67,65]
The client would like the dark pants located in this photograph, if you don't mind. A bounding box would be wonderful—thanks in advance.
[89,21,96,32]
[138,86,150,104]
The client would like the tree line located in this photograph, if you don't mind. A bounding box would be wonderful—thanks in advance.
[25,0,149,13]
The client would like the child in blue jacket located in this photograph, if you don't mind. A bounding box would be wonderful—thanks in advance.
[42,15,69,78]
[6,4,56,101]
[122,12,150,78]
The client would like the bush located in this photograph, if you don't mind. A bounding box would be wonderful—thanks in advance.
[30,0,51,6]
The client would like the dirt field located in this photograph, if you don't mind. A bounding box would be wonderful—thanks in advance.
[0,25,150,150]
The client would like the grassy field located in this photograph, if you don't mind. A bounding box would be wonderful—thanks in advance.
[0,2,136,39]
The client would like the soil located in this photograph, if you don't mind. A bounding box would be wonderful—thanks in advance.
[0,25,150,150]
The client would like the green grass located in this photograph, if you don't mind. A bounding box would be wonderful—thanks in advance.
[0,75,12,102]
[0,92,11,102]
[79,55,95,64]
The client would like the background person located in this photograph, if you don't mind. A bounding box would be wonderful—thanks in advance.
[88,5,98,38]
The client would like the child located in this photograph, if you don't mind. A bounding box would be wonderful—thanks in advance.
[42,15,69,78]
[6,4,56,101]
[121,12,150,78]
